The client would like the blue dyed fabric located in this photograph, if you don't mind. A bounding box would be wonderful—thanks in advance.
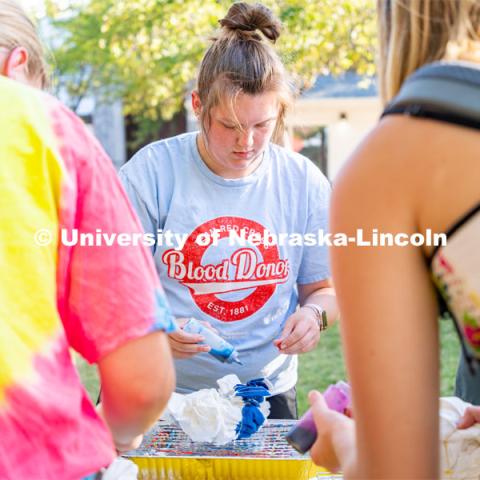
[235,378,271,439]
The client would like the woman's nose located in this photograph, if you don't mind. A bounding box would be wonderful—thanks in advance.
[237,129,254,148]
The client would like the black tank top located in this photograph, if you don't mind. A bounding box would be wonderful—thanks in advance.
[382,61,480,373]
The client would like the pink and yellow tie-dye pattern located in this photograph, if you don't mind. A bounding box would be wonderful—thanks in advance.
[0,77,174,480]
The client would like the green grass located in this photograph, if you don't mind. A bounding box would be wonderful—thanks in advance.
[75,355,100,403]
[297,322,346,415]
[76,319,460,415]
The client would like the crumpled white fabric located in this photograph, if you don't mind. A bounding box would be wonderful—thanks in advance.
[259,397,271,420]
[164,374,244,444]
[102,457,138,480]
[440,397,480,479]
[217,374,242,396]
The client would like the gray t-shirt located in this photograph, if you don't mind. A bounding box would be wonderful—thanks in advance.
[119,132,331,394]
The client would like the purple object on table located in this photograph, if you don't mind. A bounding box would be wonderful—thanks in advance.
[285,381,351,454]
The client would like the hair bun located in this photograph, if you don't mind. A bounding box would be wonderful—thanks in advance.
[219,2,282,43]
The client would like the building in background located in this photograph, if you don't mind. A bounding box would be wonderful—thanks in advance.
[286,72,380,180]
[93,99,126,169]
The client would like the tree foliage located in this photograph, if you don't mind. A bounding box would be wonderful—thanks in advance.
[44,0,376,142]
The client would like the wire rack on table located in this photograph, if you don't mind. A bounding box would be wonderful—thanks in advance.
[124,420,343,479]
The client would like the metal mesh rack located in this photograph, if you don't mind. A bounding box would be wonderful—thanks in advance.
[124,420,343,479]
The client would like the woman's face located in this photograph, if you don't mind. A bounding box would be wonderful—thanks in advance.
[195,90,279,178]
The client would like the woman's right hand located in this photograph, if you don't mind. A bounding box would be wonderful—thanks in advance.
[308,390,355,473]
[168,317,212,359]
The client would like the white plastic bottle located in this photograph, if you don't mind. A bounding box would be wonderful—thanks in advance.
[182,318,243,365]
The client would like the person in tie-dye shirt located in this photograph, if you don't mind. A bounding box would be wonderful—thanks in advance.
[0,2,176,479]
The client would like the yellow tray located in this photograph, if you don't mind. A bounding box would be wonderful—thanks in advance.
[131,457,334,479]
[124,420,340,480]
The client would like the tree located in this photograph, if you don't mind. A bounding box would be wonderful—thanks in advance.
[44,0,376,146]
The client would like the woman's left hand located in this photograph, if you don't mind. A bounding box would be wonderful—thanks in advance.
[273,307,320,354]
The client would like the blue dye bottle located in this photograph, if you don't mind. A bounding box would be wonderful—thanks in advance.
[182,317,243,365]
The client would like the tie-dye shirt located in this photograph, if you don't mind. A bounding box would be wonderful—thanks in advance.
[0,77,175,480]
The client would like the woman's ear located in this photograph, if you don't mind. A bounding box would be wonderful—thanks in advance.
[191,90,202,117]
[2,47,30,84]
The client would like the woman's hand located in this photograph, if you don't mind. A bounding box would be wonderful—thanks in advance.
[457,406,480,429]
[168,318,214,359]
[273,307,320,354]
[308,390,355,473]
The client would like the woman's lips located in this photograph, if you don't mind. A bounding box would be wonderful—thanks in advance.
[233,150,254,159]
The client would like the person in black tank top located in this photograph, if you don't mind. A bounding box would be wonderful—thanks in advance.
[381,63,480,407]
[304,1,480,478]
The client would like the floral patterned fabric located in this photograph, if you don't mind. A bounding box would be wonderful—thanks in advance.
[431,205,480,363]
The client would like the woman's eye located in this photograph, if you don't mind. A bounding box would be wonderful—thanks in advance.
[223,124,236,130]
[256,121,273,129]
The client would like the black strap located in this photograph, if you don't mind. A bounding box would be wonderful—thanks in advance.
[382,103,480,130]
[382,61,480,130]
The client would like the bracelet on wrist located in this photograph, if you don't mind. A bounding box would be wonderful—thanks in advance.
[302,303,328,331]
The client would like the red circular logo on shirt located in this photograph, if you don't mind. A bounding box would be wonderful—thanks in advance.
[161,216,289,321]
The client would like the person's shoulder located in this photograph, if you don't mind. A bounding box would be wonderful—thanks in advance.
[121,132,195,178]
[0,77,102,173]
[0,75,43,106]
[268,143,330,188]
[334,114,443,196]
[129,132,195,165]
[0,76,84,134]
[331,114,442,223]
[268,142,308,166]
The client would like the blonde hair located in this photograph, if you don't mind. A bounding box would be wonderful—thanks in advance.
[197,2,294,145]
[0,0,48,88]
[378,0,480,103]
